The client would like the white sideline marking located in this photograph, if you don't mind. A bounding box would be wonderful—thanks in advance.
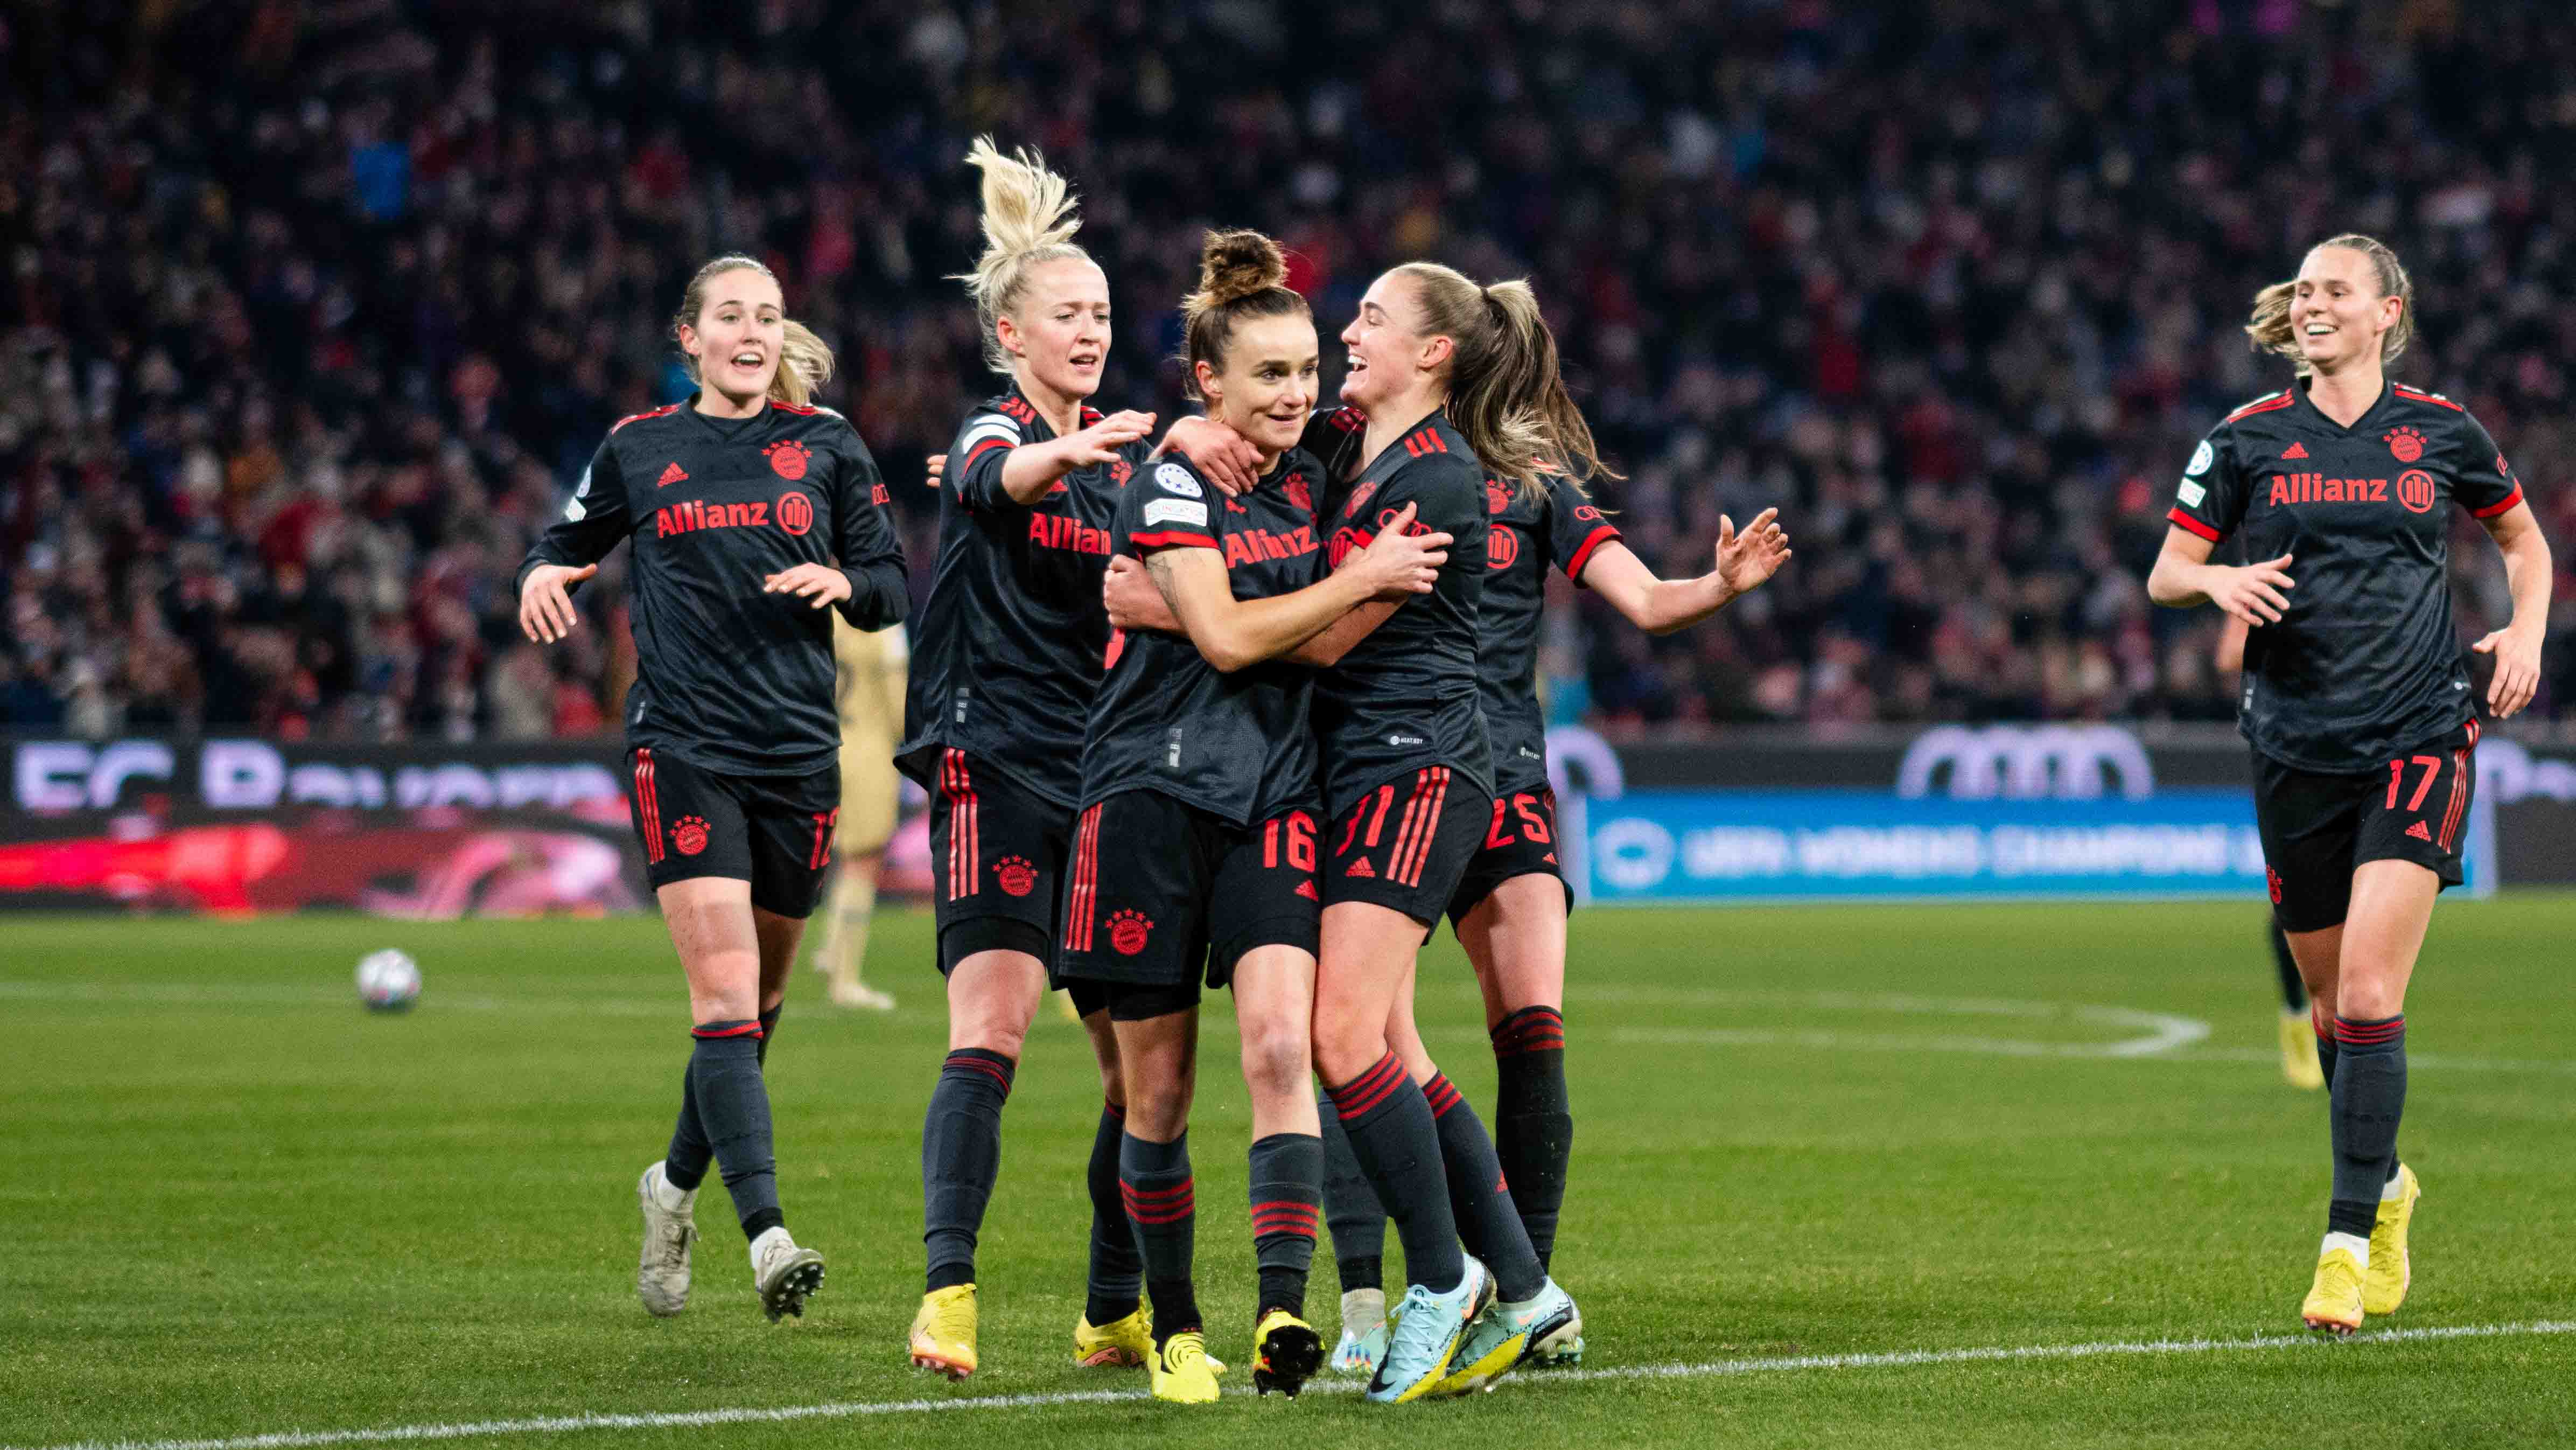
[1597,989,2210,1058]
[20,1320,2571,1450]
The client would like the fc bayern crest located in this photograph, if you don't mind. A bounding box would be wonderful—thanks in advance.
[1285,472,1312,513]
[2385,427,2425,464]
[673,816,710,856]
[1486,480,1512,515]
[1108,909,1153,956]
[995,856,1037,897]
[765,439,811,480]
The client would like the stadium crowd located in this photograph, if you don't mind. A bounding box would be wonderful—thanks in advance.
[5,0,2574,740]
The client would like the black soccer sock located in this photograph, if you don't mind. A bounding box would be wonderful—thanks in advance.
[687,1021,782,1240]
[1119,1131,1199,1342]
[1248,1132,1324,1319]
[921,1048,1014,1292]
[1325,1054,1465,1294]
[1318,1088,1388,1293]
[663,1059,712,1193]
[2327,1015,2406,1238]
[1491,1005,1573,1274]
[664,1002,787,1193]
[2267,923,2308,1015]
[1085,1099,1144,1326]
[1424,1071,1547,1302]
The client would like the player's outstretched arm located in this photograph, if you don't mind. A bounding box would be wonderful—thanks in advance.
[997,411,1156,504]
[1152,415,1261,497]
[2471,499,2551,718]
[1584,508,1791,635]
[1146,503,1447,673]
[516,444,631,644]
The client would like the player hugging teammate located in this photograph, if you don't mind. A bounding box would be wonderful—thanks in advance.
[2148,234,2551,1336]
[517,255,909,1324]
[1056,229,1454,1403]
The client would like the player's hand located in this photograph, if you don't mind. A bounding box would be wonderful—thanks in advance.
[762,563,853,610]
[1157,415,1261,496]
[1347,503,1449,598]
[1062,410,1156,469]
[2473,623,2544,718]
[925,453,946,486]
[2207,553,2295,627]
[519,563,597,643]
[1102,554,1160,630]
[1713,507,1790,597]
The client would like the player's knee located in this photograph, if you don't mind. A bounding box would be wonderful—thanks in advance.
[950,1013,1030,1058]
[2335,973,2405,1021]
[1124,1077,1191,1140]
[1311,1019,1384,1087]
[1239,1017,1311,1100]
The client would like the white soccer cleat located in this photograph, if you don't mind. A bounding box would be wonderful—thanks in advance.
[635,1162,696,1317]
[751,1226,825,1322]
[1332,1286,1388,1376]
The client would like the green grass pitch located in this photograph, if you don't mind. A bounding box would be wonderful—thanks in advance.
[5,897,2573,1448]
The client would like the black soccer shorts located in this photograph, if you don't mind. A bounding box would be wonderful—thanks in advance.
[2255,717,2480,934]
[628,747,838,918]
[926,747,1082,973]
[1447,785,1575,929]
[1055,789,1321,1017]
[1323,764,1492,929]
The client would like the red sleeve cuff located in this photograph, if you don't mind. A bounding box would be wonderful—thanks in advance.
[1564,524,1621,584]
[1129,530,1219,552]
[2165,507,2223,541]
[2470,485,2524,519]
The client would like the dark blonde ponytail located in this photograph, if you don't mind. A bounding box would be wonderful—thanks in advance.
[2245,233,2416,379]
[1179,229,1310,400]
[1390,262,1618,500]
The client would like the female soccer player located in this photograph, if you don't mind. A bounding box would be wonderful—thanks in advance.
[895,137,1177,1381]
[516,254,908,1323]
[1061,229,1452,1404]
[2147,233,2549,1335]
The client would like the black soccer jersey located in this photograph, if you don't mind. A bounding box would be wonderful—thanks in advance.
[518,399,907,776]
[897,389,1153,807]
[1478,470,1621,794]
[1079,449,1328,825]
[1308,408,1495,817]
[2168,378,2522,773]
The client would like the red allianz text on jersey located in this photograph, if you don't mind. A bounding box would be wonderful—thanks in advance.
[1226,524,1319,568]
[2269,470,2442,514]
[1029,512,1112,555]
[656,490,817,538]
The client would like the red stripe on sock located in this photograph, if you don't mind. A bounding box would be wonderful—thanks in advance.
[1327,1054,1407,1120]
[692,1021,763,1039]
[2333,1016,2405,1044]
[1423,1072,1463,1117]
[944,1052,1015,1093]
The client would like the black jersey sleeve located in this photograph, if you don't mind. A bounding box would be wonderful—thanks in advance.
[948,408,1028,513]
[1300,406,1368,480]
[2166,427,2250,543]
[1125,457,1221,554]
[1543,472,1622,583]
[516,441,633,594]
[2455,412,2525,519]
[828,424,909,630]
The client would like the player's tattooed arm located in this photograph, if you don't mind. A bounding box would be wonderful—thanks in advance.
[2471,498,2552,718]
[1584,508,1792,636]
[1104,555,1185,634]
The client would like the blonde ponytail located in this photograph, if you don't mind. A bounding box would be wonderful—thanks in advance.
[951,136,1096,374]
[671,254,837,406]
[1392,262,1619,500]
[2244,233,2417,379]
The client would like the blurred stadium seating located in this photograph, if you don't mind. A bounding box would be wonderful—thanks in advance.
[5,0,2571,742]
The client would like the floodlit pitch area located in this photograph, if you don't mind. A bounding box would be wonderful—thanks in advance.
[6,900,2573,1449]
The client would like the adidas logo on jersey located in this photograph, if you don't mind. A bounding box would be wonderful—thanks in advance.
[1296,880,1319,900]
[658,462,689,486]
[1345,859,1376,879]
[2281,442,2308,459]
[2406,820,2433,841]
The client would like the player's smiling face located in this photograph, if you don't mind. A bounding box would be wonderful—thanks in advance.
[678,267,785,406]
[1002,257,1112,403]
[2292,245,2401,375]
[1200,312,1319,464]
[1339,270,1450,412]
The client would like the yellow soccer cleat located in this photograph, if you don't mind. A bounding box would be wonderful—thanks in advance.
[2364,1165,2421,1316]
[909,1284,979,1379]
[1148,1330,1223,1404]
[2300,1242,2366,1336]
[1073,1304,1154,1367]
[2279,1012,2325,1090]
[1251,1308,1326,1398]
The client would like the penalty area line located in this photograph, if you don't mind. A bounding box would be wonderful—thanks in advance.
[26,1320,2574,1450]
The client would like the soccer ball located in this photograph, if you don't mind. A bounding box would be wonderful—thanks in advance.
[355,949,422,1012]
